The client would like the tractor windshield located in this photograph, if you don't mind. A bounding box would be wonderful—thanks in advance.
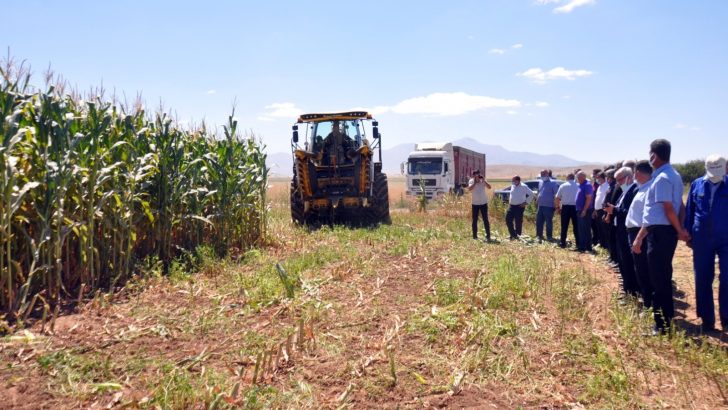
[309,120,362,151]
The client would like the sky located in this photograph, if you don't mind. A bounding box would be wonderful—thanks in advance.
[3,0,727,163]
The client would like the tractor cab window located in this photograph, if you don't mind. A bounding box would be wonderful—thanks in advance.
[408,158,443,175]
[311,120,360,152]
[311,120,361,165]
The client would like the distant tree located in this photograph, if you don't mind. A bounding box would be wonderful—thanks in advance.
[673,159,706,184]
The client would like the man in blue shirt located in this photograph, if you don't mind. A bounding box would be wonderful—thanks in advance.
[575,171,594,252]
[536,169,560,242]
[685,155,728,332]
[632,139,690,334]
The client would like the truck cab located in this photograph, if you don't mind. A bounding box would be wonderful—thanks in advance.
[403,143,455,199]
[402,142,486,199]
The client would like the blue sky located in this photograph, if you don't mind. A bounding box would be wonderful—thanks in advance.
[3,0,727,163]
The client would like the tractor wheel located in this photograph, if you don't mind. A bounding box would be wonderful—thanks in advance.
[290,180,306,225]
[371,172,391,225]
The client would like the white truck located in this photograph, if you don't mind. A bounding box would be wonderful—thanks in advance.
[401,142,486,199]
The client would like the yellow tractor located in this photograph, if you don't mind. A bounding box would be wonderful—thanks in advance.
[290,111,390,225]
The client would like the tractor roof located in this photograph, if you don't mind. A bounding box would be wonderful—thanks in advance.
[297,111,373,123]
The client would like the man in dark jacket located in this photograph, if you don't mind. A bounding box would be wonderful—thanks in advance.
[605,167,640,297]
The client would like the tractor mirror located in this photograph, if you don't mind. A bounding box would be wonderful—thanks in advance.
[444,162,449,173]
[373,126,380,139]
[292,125,299,143]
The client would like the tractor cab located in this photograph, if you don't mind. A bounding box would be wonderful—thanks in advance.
[290,112,388,225]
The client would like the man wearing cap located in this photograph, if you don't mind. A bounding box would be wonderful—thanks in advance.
[536,169,560,242]
[685,155,728,332]
[468,169,492,241]
[506,175,533,240]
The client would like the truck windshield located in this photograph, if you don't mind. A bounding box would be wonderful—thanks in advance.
[408,158,442,175]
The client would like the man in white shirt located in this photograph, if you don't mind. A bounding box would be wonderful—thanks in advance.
[593,171,610,249]
[555,173,580,248]
[506,175,534,240]
[468,169,492,241]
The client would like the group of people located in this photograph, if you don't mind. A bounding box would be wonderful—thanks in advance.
[467,139,728,335]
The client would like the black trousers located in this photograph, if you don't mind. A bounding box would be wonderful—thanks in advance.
[628,228,653,308]
[646,225,678,330]
[471,204,491,239]
[608,219,620,263]
[560,205,578,247]
[506,205,525,239]
[596,210,610,248]
[591,212,600,246]
[616,225,639,295]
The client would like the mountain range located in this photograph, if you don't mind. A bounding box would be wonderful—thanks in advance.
[266,137,586,176]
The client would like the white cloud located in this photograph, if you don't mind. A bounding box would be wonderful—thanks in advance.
[206,89,216,95]
[535,101,550,107]
[258,102,304,122]
[535,0,595,14]
[489,48,506,55]
[372,92,521,117]
[517,67,593,84]
[554,0,596,14]
[511,43,524,49]
[674,122,702,131]
[507,110,518,115]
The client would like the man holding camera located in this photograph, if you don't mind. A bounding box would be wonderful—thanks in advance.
[468,169,492,241]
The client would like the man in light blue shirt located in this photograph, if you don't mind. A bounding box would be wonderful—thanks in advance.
[536,170,560,242]
[632,139,690,334]
[625,161,654,309]
[555,173,580,248]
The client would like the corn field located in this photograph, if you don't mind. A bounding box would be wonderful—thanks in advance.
[0,66,268,320]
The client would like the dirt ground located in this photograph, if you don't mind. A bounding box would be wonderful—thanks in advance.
[1,186,727,409]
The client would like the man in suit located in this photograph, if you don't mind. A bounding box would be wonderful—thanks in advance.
[605,167,641,297]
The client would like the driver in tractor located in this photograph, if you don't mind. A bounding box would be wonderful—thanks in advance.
[321,120,356,166]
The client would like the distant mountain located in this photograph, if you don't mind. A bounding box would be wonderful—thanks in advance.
[266,137,587,176]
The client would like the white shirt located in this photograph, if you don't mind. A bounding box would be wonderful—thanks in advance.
[556,180,579,206]
[468,178,488,205]
[625,181,652,229]
[509,184,534,206]
[594,182,609,210]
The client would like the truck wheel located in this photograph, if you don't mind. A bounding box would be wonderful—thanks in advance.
[372,172,391,225]
[290,181,306,225]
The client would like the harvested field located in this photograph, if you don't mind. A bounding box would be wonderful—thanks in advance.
[1,184,727,409]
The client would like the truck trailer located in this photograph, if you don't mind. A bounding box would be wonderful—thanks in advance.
[402,142,486,199]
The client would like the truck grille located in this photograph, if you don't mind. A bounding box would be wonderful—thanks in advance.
[411,178,437,187]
